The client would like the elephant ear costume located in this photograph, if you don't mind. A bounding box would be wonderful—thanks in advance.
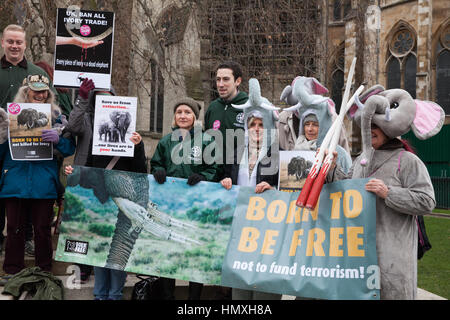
[349,86,445,173]
[279,76,352,173]
[232,77,280,148]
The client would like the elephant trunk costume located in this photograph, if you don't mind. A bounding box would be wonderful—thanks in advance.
[350,86,445,176]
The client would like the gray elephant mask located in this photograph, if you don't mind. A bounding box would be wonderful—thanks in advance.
[349,86,445,167]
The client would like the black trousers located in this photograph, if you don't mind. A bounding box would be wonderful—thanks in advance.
[3,198,54,274]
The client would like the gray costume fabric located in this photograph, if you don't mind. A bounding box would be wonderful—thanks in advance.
[329,147,435,300]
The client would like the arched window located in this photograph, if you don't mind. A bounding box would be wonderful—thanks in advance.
[332,0,351,22]
[330,44,345,113]
[435,22,450,114]
[150,60,164,134]
[386,25,417,98]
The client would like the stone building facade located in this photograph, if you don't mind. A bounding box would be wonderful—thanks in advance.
[320,0,449,155]
[0,0,448,166]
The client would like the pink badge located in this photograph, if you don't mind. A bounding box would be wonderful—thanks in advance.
[213,120,220,130]
[8,103,20,115]
[80,25,91,36]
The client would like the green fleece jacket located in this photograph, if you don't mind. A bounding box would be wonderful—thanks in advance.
[3,267,64,300]
[150,126,219,182]
[204,91,248,169]
[0,56,52,110]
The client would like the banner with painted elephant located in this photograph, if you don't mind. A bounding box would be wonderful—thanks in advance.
[55,166,379,299]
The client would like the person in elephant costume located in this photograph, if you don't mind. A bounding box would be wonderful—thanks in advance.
[278,76,352,174]
[220,78,282,300]
[327,85,445,299]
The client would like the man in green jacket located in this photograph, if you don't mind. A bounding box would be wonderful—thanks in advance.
[0,24,52,110]
[0,24,52,258]
[204,61,248,168]
[203,61,248,300]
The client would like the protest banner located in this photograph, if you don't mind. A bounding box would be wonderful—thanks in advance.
[56,166,379,299]
[92,95,137,157]
[56,166,238,285]
[278,150,315,192]
[53,7,114,89]
[7,102,52,160]
[221,178,379,300]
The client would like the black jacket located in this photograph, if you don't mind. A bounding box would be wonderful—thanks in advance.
[223,144,279,187]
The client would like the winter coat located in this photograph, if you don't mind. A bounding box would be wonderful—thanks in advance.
[0,56,52,110]
[150,126,219,182]
[223,144,279,188]
[65,93,97,166]
[329,142,435,300]
[0,136,75,199]
[3,266,64,300]
[278,110,298,151]
[204,91,249,133]
[204,91,248,164]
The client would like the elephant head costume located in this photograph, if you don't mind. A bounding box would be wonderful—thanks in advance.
[349,86,445,170]
[280,76,336,146]
[232,77,280,147]
[279,76,352,172]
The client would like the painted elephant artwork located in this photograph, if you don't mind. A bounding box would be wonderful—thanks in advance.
[349,86,445,175]
[110,111,131,143]
[66,166,199,270]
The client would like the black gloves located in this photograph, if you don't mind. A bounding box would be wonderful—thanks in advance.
[153,169,166,184]
[154,170,204,185]
[187,173,205,186]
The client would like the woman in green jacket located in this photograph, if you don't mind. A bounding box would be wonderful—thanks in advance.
[150,97,219,300]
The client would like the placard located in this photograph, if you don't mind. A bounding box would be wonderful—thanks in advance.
[53,7,115,89]
[92,95,137,157]
[278,150,315,192]
[7,102,53,160]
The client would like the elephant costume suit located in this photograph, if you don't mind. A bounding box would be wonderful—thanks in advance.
[328,86,444,299]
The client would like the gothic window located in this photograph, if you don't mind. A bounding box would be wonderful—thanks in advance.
[435,23,450,114]
[157,5,190,47]
[386,25,417,98]
[330,44,344,113]
[150,60,164,134]
[332,0,351,21]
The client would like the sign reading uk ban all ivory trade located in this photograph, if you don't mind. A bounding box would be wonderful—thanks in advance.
[53,7,115,89]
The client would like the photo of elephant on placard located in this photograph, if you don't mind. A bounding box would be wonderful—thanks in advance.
[110,111,131,143]
[17,108,49,130]
[287,156,312,181]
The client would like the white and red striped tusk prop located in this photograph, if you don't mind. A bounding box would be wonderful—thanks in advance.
[296,57,361,209]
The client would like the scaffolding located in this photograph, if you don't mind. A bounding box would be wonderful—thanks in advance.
[200,0,323,102]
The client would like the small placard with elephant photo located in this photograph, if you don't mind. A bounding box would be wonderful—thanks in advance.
[7,102,53,161]
[278,150,315,192]
[92,95,137,157]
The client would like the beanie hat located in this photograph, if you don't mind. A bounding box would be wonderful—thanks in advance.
[173,98,201,119]
[303,113,318,124]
